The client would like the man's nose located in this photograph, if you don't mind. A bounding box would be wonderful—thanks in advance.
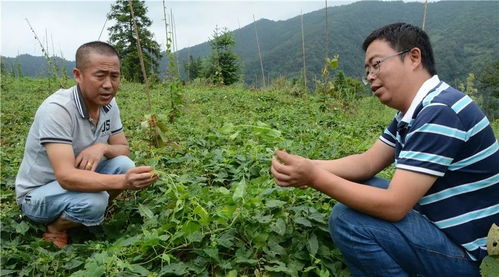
[102,76,112,88]
[367,70,376,83]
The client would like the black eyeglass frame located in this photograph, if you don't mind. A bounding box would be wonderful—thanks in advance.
[362,49,411,86]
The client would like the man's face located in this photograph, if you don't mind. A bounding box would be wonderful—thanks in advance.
[364,39,409,109]
[73,53,120,109]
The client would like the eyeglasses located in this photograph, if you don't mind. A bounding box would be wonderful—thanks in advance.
[362,49,410,86]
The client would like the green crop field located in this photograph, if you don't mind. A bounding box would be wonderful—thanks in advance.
[1,76,497,276]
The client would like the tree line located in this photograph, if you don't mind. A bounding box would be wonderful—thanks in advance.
[104,0,240,86]
[1,0,497,119]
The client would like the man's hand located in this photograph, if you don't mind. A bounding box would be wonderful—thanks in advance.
[271,150,317,188]
[75,143,108,171]
[123,166,159,190]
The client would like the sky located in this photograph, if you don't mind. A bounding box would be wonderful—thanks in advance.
[1,0,425,60]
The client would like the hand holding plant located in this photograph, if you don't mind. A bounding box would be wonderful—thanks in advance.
[123,166,158,190]
[271,149,316,189]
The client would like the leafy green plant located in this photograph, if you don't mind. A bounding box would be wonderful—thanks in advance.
[3,76,495,276]
[315,55,366,104]
[140,113,170,147]
[481,224,499,276]
[163,0,184,124]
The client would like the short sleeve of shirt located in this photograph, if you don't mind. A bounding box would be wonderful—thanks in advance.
[109,99,123,136]
[397,105,465,177]
[379,117,398,148]
[38,103,74,145]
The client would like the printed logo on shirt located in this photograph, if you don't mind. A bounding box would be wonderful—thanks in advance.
[100,119,111,136]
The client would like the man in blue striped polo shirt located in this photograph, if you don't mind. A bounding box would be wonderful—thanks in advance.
[271,23,498,276]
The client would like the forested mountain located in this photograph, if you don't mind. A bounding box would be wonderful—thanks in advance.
[2,1,498,87]
[1,54,74,78]
[173,0,499,86]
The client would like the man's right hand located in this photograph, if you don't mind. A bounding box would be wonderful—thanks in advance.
[123,166,158,190]
[74,143,107,171]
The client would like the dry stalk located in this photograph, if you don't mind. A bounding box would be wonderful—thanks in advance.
[25,18,64,88]
[253,15,265,87]
[127,0,152,110]
[325,0,328,59]
[301,10,307,88]
[422,0,429,30]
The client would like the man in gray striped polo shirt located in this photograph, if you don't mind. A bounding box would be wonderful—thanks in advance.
[15,41,158,247]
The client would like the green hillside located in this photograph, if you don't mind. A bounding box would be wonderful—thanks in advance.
[1,54,74,78]
[174,0,499,86]
[1,1,498,87]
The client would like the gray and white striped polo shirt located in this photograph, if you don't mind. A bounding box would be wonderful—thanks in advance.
[15,85,123,204]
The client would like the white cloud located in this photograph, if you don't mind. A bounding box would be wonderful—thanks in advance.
[1,0,113,58]
[1,0,364,59]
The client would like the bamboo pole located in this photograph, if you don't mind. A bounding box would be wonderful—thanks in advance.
[169,9,174,53]
[45,29,49,57]
[253,15,265,87]
[171,10,181,76]
[162,0,169,44]
[128,0,151,110]
[25,18,63,88]
[301,11,307,88]
[325,0,328,59]
[422,0,428,30]
[98,14,109,40]
[186,48,191,81]
[128,0,148,84]
[162,0,177,81]
[51,34,55,59]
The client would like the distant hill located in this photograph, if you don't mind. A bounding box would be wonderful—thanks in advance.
[1,54,74,78]
[173,0,499,86]
[2,1,498,87]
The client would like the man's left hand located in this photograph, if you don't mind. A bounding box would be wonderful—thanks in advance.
[271,150,316,188]
[75,143,107,171]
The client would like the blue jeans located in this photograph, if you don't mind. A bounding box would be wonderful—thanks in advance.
[328,177,480,276]
[21,156,135,226]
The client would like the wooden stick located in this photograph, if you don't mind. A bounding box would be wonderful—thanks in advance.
[422,0,428,30]
[253,15,265,87]
[128,0,151,110]
[301,10,307,88]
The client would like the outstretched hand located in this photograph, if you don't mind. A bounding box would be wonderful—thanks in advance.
[123,166,159,190]
[271,150,316,189]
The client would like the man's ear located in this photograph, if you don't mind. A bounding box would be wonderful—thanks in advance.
[73,67,81,82]
[408,48,423,70]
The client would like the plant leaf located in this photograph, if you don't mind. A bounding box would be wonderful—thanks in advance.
[129,264,150,275]
[138,204,155,219]
[307,233,319,256]
[294,217,312,227]
[265,199,286,208]
[14,221,29,235]
[232,179,247,202]
[271,218,286,236]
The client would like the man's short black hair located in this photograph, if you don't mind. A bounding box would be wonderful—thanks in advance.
[362,23,436,76]
[75,41,120,70]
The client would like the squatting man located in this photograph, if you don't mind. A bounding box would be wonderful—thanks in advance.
[271,22,498,276]
[15,41,159,247]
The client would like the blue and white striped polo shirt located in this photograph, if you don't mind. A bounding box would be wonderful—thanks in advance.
[380,75,499,261]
